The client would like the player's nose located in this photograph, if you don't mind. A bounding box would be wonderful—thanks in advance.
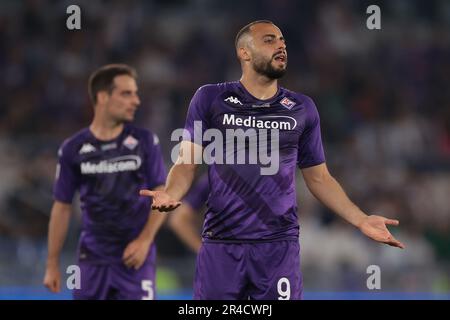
[277,39,286,51]
[133,95,141,107]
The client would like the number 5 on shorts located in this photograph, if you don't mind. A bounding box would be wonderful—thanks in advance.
[141,280,154,300]
[277,277,291,300]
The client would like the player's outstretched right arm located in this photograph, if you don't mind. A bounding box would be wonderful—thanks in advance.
[140,141,201,212]
[43,201,72,293]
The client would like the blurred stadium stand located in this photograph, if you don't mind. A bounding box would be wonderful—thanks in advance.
[0,0,449,299]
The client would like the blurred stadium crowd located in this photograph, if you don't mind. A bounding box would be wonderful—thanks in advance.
[0,0,449,295]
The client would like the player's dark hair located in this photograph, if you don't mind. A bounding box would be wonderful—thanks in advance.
[235,20,274,48]
[88,64,137,105]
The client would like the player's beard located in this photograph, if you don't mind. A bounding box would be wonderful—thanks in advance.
[252,55,287,79]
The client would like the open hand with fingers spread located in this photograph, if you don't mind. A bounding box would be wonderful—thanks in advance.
[139,189,182,212]
[358,215,405,249]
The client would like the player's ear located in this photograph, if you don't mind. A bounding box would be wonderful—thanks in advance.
[238,46,251,62]
[97,91,109,105]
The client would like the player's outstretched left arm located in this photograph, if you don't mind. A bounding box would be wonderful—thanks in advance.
[301,163,405,249]
[357,215,404,248]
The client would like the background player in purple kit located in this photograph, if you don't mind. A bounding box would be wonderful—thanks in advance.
[140,21,405,300]
[43,64,167,300]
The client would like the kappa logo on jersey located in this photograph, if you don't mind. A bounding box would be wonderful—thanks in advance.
[224,96,243,105]
[280,97,296,110]
[123,135,139,150]
[80,155,142,174]
[79,143,96,154]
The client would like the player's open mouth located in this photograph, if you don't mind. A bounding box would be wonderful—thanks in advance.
[274,55,286,62]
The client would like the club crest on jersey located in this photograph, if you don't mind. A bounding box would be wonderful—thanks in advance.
[280,97,296,110]
[123,135,138,150]
[79,143,96,154]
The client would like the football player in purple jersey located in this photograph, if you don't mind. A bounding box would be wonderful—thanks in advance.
[141,21,405,300]
[44,64,167,300]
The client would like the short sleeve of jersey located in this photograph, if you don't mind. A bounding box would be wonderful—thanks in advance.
[297,97,326,168]
[53,142,79,203]
[146,132,167,189]
[183,85,212,146]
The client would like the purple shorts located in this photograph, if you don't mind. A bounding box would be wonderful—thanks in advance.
[72,244,157,300]
[194,240,302,300]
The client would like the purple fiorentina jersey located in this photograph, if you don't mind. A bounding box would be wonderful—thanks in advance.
[53,124,166,262]
[184,81,325,242]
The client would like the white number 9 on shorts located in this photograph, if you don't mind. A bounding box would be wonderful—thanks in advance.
[277,277,291,300]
